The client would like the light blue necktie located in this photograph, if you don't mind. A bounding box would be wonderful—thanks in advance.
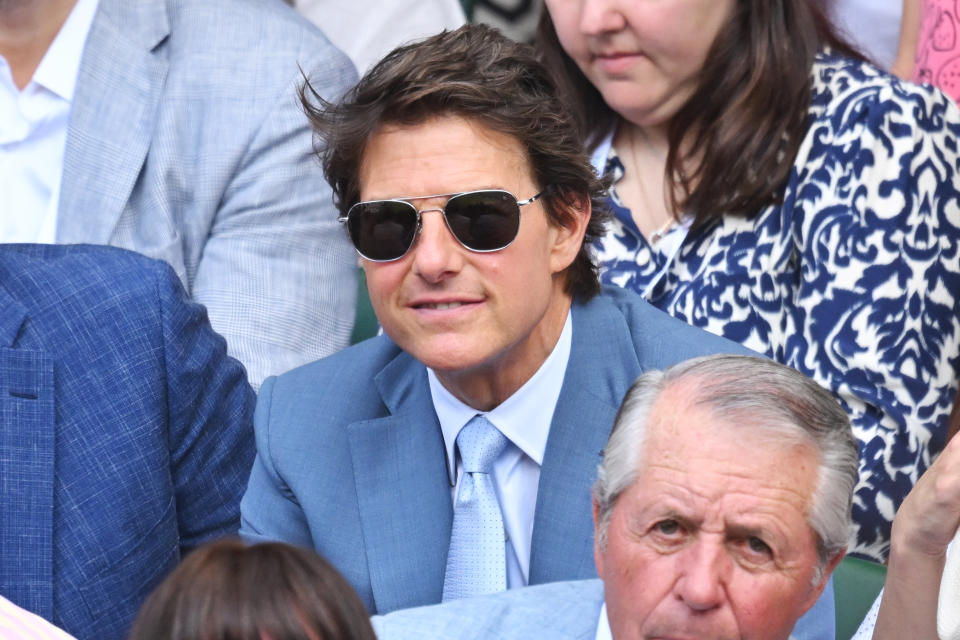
[442,414,510,601]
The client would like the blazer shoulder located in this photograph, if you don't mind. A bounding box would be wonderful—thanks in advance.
[164,0,355,82]
[0,244,180,307]
[261,335,404,417]
[596,285,757,368]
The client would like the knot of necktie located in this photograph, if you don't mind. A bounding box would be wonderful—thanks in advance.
[456,415,508,474]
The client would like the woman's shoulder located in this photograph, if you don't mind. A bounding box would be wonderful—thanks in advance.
[808,50,958,137]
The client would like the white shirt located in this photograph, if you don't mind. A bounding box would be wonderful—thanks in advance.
[0,0,100,242]
[0,595,76,639]
[428,311,573,589]
[595,603,612,640]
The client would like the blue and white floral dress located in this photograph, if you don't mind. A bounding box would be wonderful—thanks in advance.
[595,52,960,562]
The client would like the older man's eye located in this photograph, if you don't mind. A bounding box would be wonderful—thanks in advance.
[654,519,680,535]
[746,536,772,556]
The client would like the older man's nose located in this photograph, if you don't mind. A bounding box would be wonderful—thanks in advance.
[675,539,729,612]
[410,209,463,283]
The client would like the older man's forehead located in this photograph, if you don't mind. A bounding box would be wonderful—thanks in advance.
[636,404,820,515]
[623,452,820,559]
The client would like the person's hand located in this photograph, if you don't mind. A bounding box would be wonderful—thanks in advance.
[891,434,960,559]
[869,435,960,640]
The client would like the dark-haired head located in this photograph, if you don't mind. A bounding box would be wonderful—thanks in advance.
[536,0,864,226]
[128,539,376,640]
[302,23,609,300]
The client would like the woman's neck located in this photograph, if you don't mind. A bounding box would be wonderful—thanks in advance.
[612,120,676,241]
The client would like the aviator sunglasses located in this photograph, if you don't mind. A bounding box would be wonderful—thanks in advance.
[339,189,544,262]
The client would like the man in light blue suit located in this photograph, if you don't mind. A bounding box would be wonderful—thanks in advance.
[373,356,856,640]
[239,26,753,614]
[0,0,358,388]
[0,244,256,639]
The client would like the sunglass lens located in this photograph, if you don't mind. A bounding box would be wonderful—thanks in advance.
[347,201,418,261]
[444,190,521,252]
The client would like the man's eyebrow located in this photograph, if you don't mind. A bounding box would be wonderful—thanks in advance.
[724,522,785,544]
[626,499,698,528]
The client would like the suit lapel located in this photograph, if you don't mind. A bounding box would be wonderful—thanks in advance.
[347,352,453,613]
[0,288,56,618]
[530,297,645,584]
[57,0,169,243]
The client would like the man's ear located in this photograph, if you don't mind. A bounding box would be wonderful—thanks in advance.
[548,193,591,275]
[593,495,606,580]
[801,548,846,614]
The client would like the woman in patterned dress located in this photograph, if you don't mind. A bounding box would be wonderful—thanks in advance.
[537,0,960,561]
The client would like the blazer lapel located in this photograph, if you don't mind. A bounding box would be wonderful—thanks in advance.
[347,352,453,613]
[530,297,645,584]
[0,288,56,618]
[57,0,169,243]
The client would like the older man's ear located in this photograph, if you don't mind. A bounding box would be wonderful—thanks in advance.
[592,496,607,581]
[801,548,846,616]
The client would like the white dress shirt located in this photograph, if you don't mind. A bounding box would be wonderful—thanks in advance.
[0,0,99,242]
[595,603,612,640]
[0,595,76,639]
[428,311,573,589]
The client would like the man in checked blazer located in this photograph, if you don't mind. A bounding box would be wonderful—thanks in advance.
[0,244,255,639]
[0,0,358,388]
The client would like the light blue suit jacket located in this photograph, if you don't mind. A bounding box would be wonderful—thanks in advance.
[56,0,358,387]
[240,286,755,614]
[0,244,255,640]
[372,579,837,640]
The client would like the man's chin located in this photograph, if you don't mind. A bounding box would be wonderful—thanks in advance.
[638,623,740,640]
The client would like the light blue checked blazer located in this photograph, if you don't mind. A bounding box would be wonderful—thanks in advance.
[0,244,256,640]
[56,0,359,388]
[372,579,837,640]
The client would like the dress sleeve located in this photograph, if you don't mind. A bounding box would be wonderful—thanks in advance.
[793,74,960,559]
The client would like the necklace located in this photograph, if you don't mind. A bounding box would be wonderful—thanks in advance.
[624,124,675,244]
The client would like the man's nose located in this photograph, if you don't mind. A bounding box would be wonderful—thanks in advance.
[410,208,463,283]
[675,538,729,612]
[579,0,626,35]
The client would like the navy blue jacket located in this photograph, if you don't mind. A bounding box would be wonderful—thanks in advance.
[0,244,255,639]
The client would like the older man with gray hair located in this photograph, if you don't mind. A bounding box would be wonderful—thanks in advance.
[374,354,859,640]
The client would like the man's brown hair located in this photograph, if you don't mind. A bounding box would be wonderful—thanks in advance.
[302,24,609,300]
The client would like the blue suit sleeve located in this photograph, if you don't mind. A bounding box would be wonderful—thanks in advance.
[156,262,257,552]
[239,375,315,548]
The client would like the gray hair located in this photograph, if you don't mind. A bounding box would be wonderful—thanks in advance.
[593,354,859,582]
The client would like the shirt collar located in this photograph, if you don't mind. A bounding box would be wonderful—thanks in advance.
[595,603,611,640]
[32,0,101,101]
[429,310,573,485]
